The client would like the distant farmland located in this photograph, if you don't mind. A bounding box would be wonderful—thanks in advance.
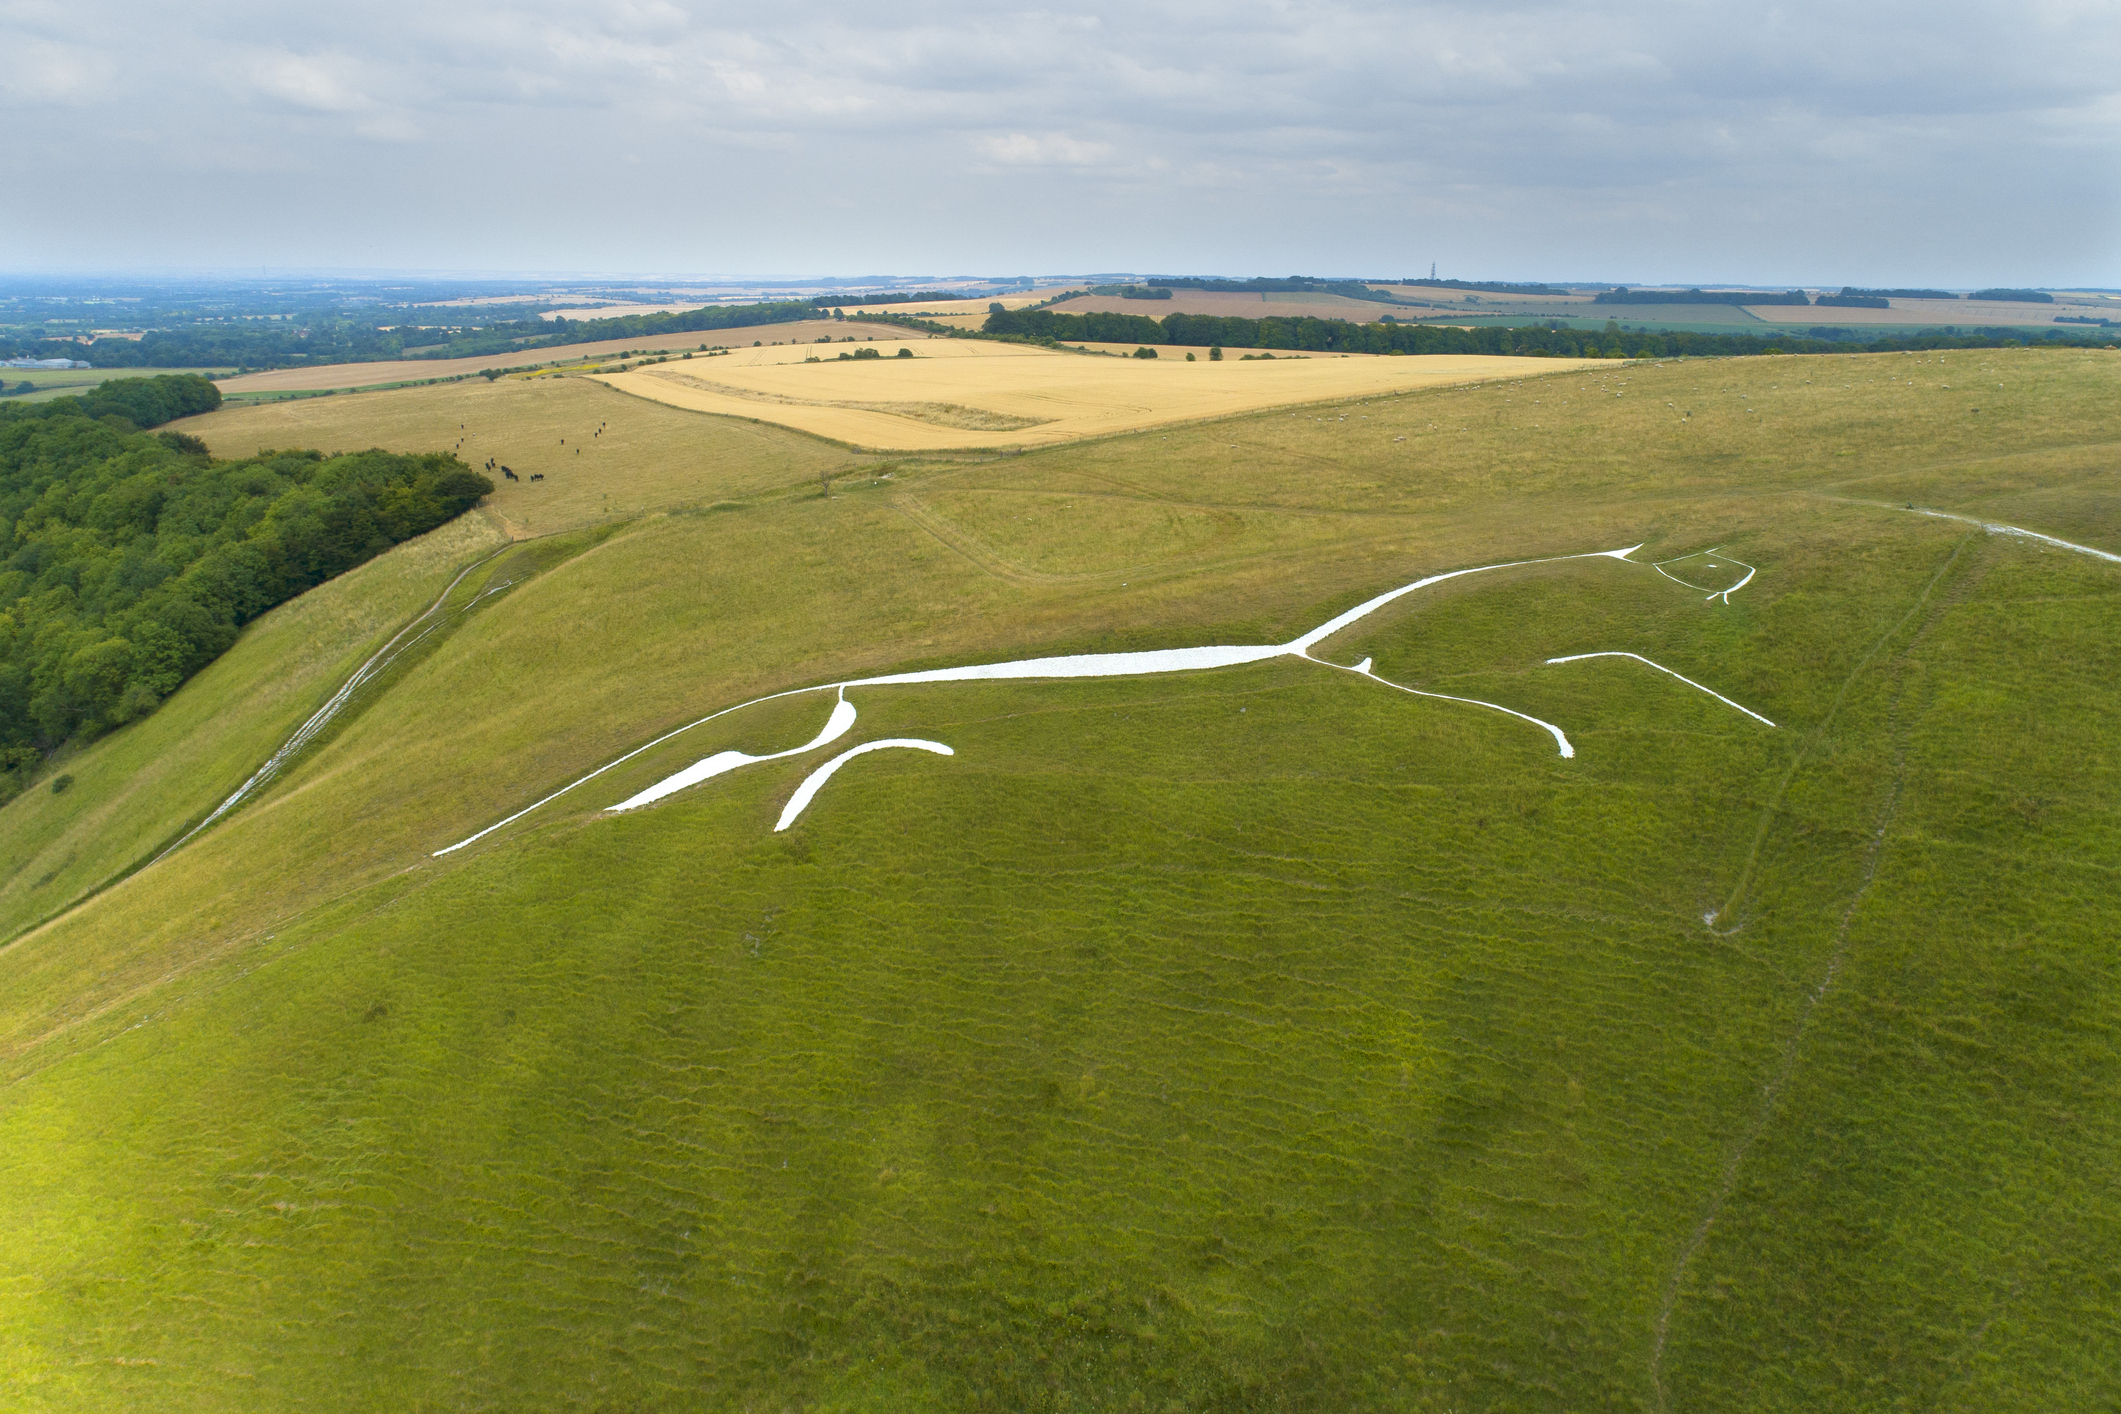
[598,339,1592,449]
[213,318,939,395]
[1047,289,1419,324]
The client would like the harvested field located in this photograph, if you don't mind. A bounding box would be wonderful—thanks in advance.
[535,301,737,320]
[600,341,1593,449]
[1048,289,1409,323]
[648,370,1050,430]
[1062,340,1352,359]
[1748,296,2120,326]
[831,291,1082,318]
[1368,284,1586,306]
[213,319,937,394]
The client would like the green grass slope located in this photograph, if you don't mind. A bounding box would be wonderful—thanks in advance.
[0,511,509,946]
[0,347,2116,1410]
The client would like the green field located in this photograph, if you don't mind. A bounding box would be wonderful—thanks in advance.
[1,347,2117,1409]
[0,364,235,403]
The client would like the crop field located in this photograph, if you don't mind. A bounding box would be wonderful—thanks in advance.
[1747,295,2120,327]
[212,318,935,395]
[1048,290,1409,324]
[0,364,233,402]
[601,341,1590,450]
[847,291,1081,318]
[0,346,2116,1410]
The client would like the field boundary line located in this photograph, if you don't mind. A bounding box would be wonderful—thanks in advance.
[1814,437,2121,494]
[888,494,1054,584]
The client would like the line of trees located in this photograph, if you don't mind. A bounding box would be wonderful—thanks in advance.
[1405,278,1569,296]
[1139,276,1408,304]
[1595,288,1811,306]
[1844,287,1954,300]
[1971,288,2054,303]
[808,291,965,308]
[0,376,490,789]
[982,307,2119,360]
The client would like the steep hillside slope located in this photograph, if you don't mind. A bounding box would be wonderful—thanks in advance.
[1,348,2116,1410]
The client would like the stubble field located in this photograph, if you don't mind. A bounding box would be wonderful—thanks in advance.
[601,341,1592,450]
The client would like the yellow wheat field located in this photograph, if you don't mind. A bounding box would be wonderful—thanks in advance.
[596,341,1596,450]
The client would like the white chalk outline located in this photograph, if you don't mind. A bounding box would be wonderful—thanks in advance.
[610,693,855,811]
[1899,506,2121,565]
[774,740,954,831]
[433,543,1646,855]
[1313,656,1576,757]
[1544,652,1776,727]
[1653,546,1756,603]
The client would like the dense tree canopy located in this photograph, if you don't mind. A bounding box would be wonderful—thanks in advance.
[0,378,489,778]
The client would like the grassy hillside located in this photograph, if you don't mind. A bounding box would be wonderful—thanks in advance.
[181,374,870,537]
[0,511,509,945]
[1,347,2115,1409]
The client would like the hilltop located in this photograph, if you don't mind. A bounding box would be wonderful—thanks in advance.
[0,344,2116,1410]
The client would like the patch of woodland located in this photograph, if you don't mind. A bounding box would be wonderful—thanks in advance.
[0,377,490,794]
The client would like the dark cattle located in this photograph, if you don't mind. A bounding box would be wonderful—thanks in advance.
[530,473,544,482]
[501,466,519,481]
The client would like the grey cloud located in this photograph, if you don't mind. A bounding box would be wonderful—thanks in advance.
[0,1,2114,283]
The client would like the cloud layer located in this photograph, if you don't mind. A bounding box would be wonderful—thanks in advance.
[2,0,2115,282]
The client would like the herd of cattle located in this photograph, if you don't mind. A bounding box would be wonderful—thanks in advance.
[473,419,609,486]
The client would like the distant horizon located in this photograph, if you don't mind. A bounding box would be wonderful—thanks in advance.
[2,270,2112,294]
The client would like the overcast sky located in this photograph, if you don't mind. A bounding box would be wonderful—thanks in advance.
[3,0,2116,285]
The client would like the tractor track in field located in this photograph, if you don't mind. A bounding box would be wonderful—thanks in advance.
[147,543,517,868]
[1650,534,1987,1409]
